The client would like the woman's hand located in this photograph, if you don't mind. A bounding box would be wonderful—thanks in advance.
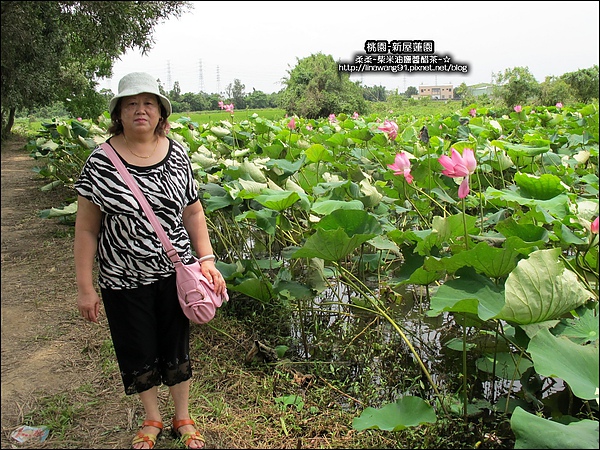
[77,291,101,323]
[199,260,227,296]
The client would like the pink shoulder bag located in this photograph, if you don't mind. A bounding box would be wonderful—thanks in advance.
[101,142,228,324]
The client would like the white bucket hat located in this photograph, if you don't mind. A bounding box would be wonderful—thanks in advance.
[109,72,172,117]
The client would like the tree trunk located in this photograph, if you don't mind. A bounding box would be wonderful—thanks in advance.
[1,107,16,142]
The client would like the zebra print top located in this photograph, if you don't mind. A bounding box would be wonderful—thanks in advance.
[75,137,199,290]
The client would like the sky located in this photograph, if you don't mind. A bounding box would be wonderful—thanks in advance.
[97,1,599,96]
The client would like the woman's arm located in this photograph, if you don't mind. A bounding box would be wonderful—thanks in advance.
[182,199,227,296]
[74,195,102,323]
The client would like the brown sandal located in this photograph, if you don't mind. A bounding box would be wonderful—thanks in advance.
[172,418,205,448]
[131,420,163,449]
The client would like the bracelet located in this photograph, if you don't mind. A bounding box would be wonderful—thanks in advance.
[198,254,216,263]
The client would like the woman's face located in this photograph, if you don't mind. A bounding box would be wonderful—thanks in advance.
[120,93,161,135]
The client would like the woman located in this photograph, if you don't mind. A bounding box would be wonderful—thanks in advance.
[74,72,225,449]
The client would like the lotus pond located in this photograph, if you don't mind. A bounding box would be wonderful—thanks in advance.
[31,102,599,448]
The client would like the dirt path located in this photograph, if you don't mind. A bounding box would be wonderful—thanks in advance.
[1,137,78,407]
[0,138,132,448]
[1,137,256,449]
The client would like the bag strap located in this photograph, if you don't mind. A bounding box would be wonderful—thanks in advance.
[100,142,182,265]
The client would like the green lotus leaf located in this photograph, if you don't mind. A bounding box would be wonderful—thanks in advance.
[511,407,599,449]
[497,248,594,325]
[514,173,567,200]
[352,396,436,431]
[528,327,599,400]
[210,125,230,137]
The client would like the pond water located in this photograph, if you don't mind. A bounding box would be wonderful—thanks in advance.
[279,282,562,412]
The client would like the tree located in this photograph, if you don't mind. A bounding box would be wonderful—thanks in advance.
[561,65,599,103]
[279,53,366,119]
[1,1,192,139]
[453,83,469,100]
[226,79,246,109]
[404,86,418,98]
[181,92,210,112]
[204,93,223,111]
[362,85,388,102]
[169,81,183,103]
[492,66,540,109]
[538,76,573,106]
[246,89,270,109]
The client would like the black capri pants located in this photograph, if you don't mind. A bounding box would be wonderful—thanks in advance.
[101,273,192,395]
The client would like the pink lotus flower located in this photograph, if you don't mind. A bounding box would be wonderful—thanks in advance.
[329,114,337,123]
[218,101,234,113]
[469,108,476,117]
[306,124,313,131]
[287,117,296,130]
[592,216,599,234]
[388,152,413,184]
[438,148,477,198]
[77,117,82,121]
[556,102,563,109]
[378,119,399,141]
[352,111,359,119]
[514,105,522,113]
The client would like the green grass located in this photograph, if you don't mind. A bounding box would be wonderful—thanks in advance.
[13,118,48,138]
[171,108,286,126]
[369,99,471,118]
[23,393,82,439]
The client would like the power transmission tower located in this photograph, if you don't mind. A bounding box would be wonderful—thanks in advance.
[167,61,172,91]
[216,66,221,95]
[198,59,204,93]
